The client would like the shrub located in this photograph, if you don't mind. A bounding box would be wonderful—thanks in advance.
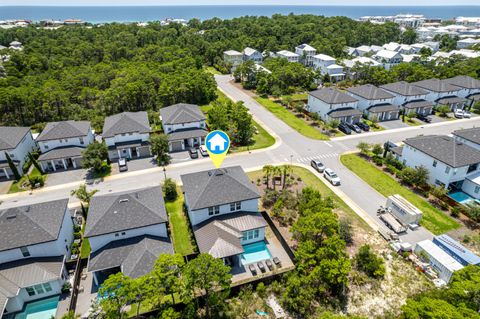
[339,218,354,245]
[73,225,81,232]
[372,156,384,166]
[163,178,178,201]
[450,206,461,218]
[73,232,82,239]
[354,244,386,278]
[262,189,279,208]
[256,282,266,298]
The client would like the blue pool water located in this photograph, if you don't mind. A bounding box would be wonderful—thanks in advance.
[241,241,272,265]
[15,296,59,319]
[449,191,476,205]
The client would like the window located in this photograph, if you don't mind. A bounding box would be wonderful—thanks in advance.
[26,287,35,296]
[242,229,260,241]
[433,160,437,167]
[230,202,241,212]
[20,246,30,257]
[44,144,49,149]
[121,133,126,136]
[475,186,480,194]
[208,206,220,215]
[445,166,451,174]
[34,284,44,294]
[9,153,14,158]
[43,283,52,292]
[79,137,84,145]
[121,232,126,235]
[65,245,69,252]
[115,233,119,237]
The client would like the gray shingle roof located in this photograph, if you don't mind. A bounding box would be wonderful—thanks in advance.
[327,107,362,118]
[346,84,395,100]
[309,87,358,104]
[102,112,151,138]
[436,96,467,105]
[380,81,429,96]
[444,75,480,90]
[453,127,480,145]
[403,99,435,109]
[84,186,167,238]
[468,93,480,101]
[36,121,91,142]
[0,199,69,252]
[160,103,205,125]
[404,135,480,168]
[193,212,266,258]
[38,146,85,161]
[367,103,399,113]
[412,79,460,93]
[88,235,173,278]
[0,127,30,151]
[167,128,207,141]
[181,166,260,211]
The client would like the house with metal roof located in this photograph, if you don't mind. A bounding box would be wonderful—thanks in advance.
[307,87,360,124]
[295,43,316,66]
[412,79,466,111]
[275,50,300,63]
[102,111,152,161]
[84,186,173,284]
[223,50,243,70]
[372,49,403,70]
[36,121,94,172]
[346,84,399,121]
[0,199,73,317]
[0,127,36,180]
[181,166,268,268]
[242,47,263,64]
[433,234,480,266]
[160,103,207,152]
[380,81,434,116]
[312,54,345,82]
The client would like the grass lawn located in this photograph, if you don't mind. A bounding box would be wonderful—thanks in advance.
[340,154,461,235]
[281,93,308,101]
[405,118,421,126]
[80,221,91,259]
[247,166,370,230]
[8,167,44,193]
[255,97,329,140]
[204,66,221,75]
[363,119,385,132]
[165,189,196,256]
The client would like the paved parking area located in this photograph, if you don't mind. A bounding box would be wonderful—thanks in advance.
[379,119,409,130]
[44,169,88,187]
[429,115,450,123]
[0,180,12,194]
[110,157,158,175]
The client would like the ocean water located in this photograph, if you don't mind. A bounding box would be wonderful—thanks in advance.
[1,5,480,23]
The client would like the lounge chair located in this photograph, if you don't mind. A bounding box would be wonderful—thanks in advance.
[265,259,273,270]
[273,257,281,267]
[257,261,266,272]
[249,264,257,275]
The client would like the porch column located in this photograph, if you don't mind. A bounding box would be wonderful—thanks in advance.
[72,159,77,169]
[3,168,9,179]
[117,149,122,159]
[62,159,68,170]
[136,147,140,158]
[128,148,132,158]
[50,160,57,172]
[93,272,99,286]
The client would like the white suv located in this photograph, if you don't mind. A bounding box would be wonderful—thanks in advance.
[324,168,341,186]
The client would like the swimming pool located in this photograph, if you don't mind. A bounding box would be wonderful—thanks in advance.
[241,241,272,265]
[15,296,59,319]
[449,191,478,205]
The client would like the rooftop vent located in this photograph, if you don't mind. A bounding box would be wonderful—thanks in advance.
[119,198,129,204]
[6,214,17,220]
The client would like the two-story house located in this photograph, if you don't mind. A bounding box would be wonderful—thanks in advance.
[0,127,36,180]
[412,79,466,111]
[181,166,266,267]
[85,186,173,284]
[243,47,263,64]
[380,81,434,116]
[307,87,360,124]
[342,57,380,79]
[102,111,152,161]
[223,50,243,71]
[444,75,480,105]
[0,199,73,317]
[160,103,207,152]
[36,121,94,172]
[452,127,480,199]
[398,135,480,190]
[372,50,403,70]
[346,84,399,121]
[312,54,345,81]
[275,50,300,63]
[295,43,316,66]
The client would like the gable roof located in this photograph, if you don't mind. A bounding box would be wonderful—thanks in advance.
[160,103,205,125]
[84,186,167,238]
[309,87,358,105]
[277,50,299,57]
[404,135,480,168]
[380,81,429,96]
[88,235,173,278]
[313,54,336,61]
[36,121,91,142]
[375,49,402,59]
[296,43,316,51]
[412,79,460,93]
[243,47,259,56]
[0,199,69,252]
[346,84,395,100]
[0,127,30,151]
[453,127,480,145]
[181,166,260,211]
[224,50,242,56]
[445,75,480,90]
[102,112,151,138]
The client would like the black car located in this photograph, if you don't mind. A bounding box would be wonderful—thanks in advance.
[338,122,352,135]
[417,114,432,123]
[347,122,362,133]
[188,148,198,159]
[357,121,370,132]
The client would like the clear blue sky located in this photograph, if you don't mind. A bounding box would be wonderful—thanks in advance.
[2,0,479,6]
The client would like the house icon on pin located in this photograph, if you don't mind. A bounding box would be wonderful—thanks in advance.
[208,133,228,152]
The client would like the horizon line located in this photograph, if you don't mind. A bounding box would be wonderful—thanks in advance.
[2,4,480,7]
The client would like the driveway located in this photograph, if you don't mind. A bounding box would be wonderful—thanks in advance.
[44,169,88,187]
[0,180,12,195]
[110,157,158,175]
[379,119,409,130]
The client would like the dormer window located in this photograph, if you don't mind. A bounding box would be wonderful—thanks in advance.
[20,246,30,257]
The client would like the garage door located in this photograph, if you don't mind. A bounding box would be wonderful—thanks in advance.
[171,141,183,152]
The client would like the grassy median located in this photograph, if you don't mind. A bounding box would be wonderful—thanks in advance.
[340,154,460,235]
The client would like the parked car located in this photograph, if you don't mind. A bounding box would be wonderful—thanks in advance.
[454,110,464,118]
[324,168,341,186]
[338,122,352,135]
[310,160,325,173]
[347,122,362,133]
[199,145,209,157]
[463,111,472,118]
[417,114,432,123]
[118,158,128,172]
[189,148,198,159]
[357,121,370,132]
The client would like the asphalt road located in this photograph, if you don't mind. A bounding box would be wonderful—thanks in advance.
[2,74,479,244]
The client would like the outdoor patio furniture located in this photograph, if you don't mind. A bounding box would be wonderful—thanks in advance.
[257,261,266,272]
[273,257,281,267]
[265,259,274,270]
[249,264,257,275]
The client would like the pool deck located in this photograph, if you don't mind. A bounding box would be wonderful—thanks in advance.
[231,226,295,286]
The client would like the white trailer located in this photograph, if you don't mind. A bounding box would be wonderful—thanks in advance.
[386,194,422,226]
[380,212,407,233]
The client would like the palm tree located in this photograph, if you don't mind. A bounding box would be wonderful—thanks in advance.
[71,184,98,216]
[271,166,282,190]
[281,165,293,189]
[262,165,273,189]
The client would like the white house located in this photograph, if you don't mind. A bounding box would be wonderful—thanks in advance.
[85,186,173,284]
[312,54,345,81]
[160,103,207,152]
[457,38,480,49]
[36,121,94,172]
[412,79,466,111]
[345,84,399,121]
[382,42,401,52]
[8,41,22,51]
[223,50,243,71]
[380,81,433,115]
[181,166,267,268]
[0,127,36,180]
[0,199,73,317]
[444,75,480,103]
[295,43,316,66]
[102,111,152,161]
[275,50,300,63]
[372,50,403,70]
[350,45,374,57]
[243,47,263,64]
[308,87,360,123]
[342,57,380,79]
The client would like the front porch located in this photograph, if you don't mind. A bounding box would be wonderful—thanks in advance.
[38,146,85,172]
[436,96,468,111]
[403,100,434,116]
[366,104,400,122]
[167,128,207,152]
[327,107,362,124]
[108,140,151,160]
